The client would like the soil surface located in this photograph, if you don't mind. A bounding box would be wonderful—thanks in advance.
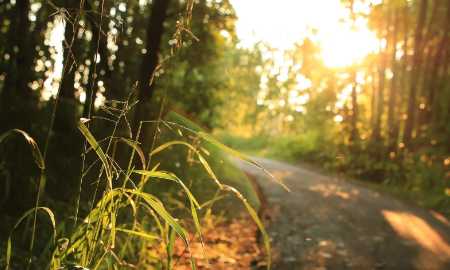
[238,156,450,270]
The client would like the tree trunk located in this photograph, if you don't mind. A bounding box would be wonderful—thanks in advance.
[132,0,171,151]
[416,0,439,138]
[428,0,450,132]
[388,9,399,153]
[373,11,390,143]
[349,69,358,141]
[0,0,36,131]
[403,0,428,146]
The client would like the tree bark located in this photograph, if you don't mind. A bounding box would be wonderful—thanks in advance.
[428,0,450,132]
[373,10,390,143]
[349,69,358,141]
[416,0,439,138]
[132,0,171,151]
[403,0,428,146]
[388,9,399,153]
[0,0,35,131]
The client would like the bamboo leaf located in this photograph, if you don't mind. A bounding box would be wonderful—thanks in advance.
[0,129,45,169]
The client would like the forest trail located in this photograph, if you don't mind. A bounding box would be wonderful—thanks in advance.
[238,156,450,270]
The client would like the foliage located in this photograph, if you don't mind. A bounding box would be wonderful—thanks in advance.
[219,0,450,215]
[0,0,287,269]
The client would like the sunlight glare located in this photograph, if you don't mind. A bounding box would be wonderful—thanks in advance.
[231,0,380,67]
[321,26,379,67]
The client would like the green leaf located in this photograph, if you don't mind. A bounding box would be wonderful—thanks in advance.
[6,238,11,269]
[132,170,178,182]
[0,129,45,169]
[199,194,228,209]
[127,191,196,270]
[159,123,290,192]
[166,226,175,269]
[188,192,209,265]
[52,247,60,270]
[115,228,161,240]
[111,211,116,249]
[150,141,218,183]
[191,130,290,192]
[77,119,111,183]
[131,170,200,208]
[127,191,186,244]
[244,201,271,270]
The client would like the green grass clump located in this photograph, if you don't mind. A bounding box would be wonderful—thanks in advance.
[1,100,289,270]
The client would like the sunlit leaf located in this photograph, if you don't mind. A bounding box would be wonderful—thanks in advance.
[159,122,290,192]
[150,141,218,183]
[131,170,200,208]
[77,119,111,183]
[127,190,196,269]
[244,201,271,270]
[115,228,161,240]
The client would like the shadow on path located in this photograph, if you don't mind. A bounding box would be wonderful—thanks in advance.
[239,157,450,270]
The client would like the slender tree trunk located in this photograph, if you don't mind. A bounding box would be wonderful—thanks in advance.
[132,0,171,151]
[403,0,428,146]
[371,61,377,132]
[373,11,390,143]
[388,9,399,153]
[0,1,35,131]
[349,69,358,141]
[416,0,439,138]
[428,0,450,132]
[399,5,409,147]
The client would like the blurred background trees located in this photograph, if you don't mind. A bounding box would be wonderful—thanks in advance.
[219,0,450,213]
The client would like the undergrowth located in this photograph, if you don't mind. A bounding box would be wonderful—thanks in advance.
[219,133,450,217]
[0,1,290,269]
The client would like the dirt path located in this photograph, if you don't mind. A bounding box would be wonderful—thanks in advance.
[238,156,450,270]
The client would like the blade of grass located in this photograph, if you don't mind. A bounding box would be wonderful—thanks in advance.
[221,185,271,270]
[6,207,56,270]
[131,170,200,208]
[151,121,290,192]
[244,201,270,270]
[166,226,175,269]
[187,191,209,266]
[128,190,196,269]
[150,141,219,184]
[77,119,111,183]
[115,228,161,240]
[0,129,45,169]
[199,194,228,209]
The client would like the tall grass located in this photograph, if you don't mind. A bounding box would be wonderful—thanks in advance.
[1,1,289,269]
[1,97,288,269]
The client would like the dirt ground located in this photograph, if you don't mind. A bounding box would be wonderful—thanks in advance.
[239,156,450,270]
